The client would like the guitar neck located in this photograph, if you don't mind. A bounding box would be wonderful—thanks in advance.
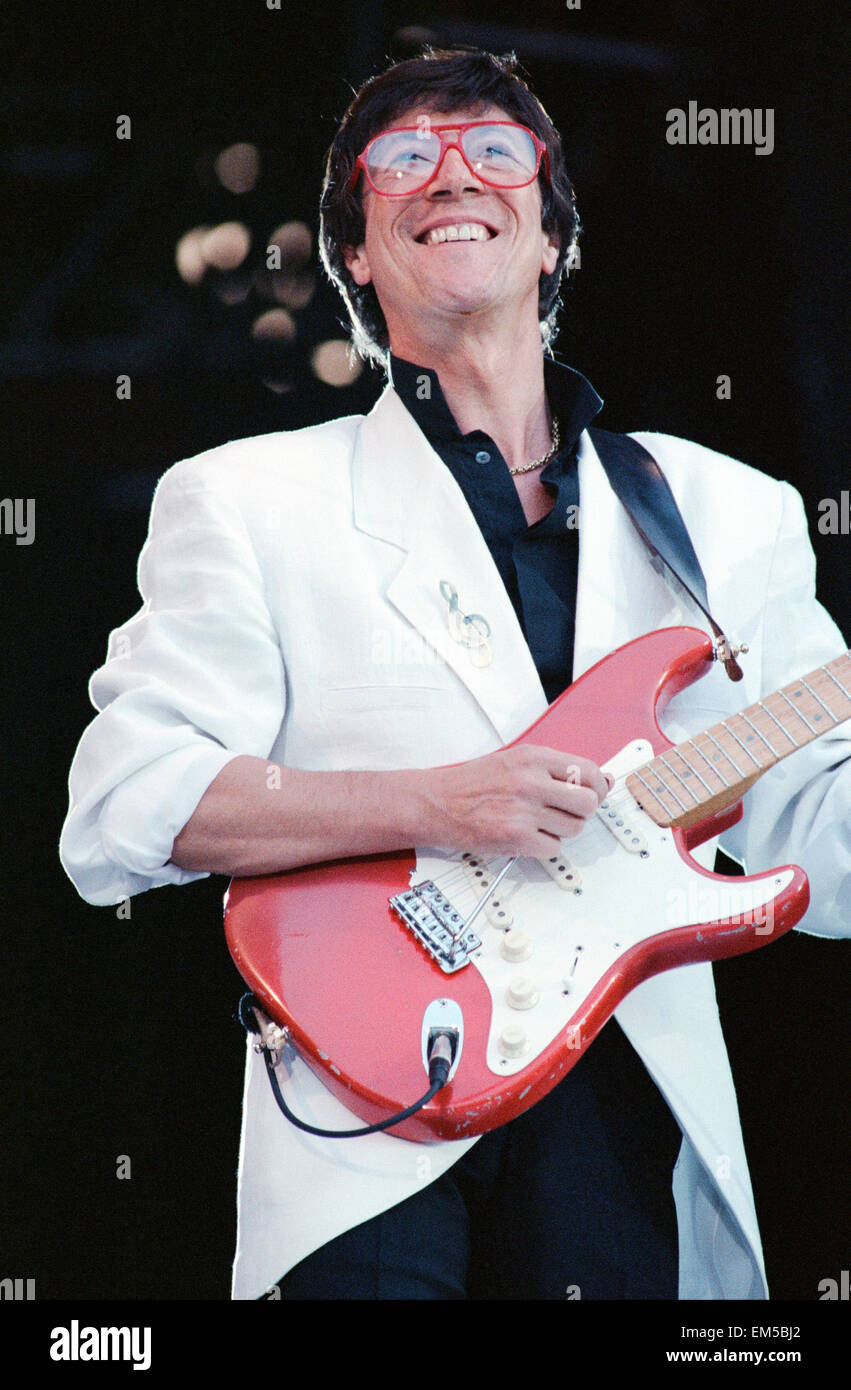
[627,650,851,829]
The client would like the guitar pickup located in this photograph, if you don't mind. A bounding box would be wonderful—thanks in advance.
[537,852,582,892]
[390,881,480,973]
[461,854,515,928]
[596,799,647,854]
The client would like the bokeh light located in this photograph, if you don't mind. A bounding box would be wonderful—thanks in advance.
[251,308,297,342]
[175,226,210,285]
[267,220,312,265]
[311,339,363,387]
[200,221,252,272]
[269,270,315,309]
[214,142,261,195]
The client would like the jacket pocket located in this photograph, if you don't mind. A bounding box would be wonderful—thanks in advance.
[319,684,449,714]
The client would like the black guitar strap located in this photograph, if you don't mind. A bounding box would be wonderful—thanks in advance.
[588,427,745,681]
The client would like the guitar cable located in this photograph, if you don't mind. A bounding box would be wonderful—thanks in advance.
[238,992,456,1139]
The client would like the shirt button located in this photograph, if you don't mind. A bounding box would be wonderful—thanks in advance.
[475,450,491,464]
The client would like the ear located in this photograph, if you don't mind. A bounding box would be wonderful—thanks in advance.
[541,226,560,277]
[344,242,372,287]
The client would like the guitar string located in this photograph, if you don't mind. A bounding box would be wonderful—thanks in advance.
[428,782,726,908]
[424,784,645,898]
[424,796,649,933]
[418,775,699,911]
[410,692,839,924]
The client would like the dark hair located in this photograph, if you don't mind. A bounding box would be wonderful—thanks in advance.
[319,48,580,365]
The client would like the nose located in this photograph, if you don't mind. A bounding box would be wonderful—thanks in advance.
[427,143,485,196]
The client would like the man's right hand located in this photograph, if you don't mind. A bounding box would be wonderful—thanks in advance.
[423,744,611,858]
[170,746,611,878]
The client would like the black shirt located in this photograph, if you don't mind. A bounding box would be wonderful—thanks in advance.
[389,352,684,1252]
[389,353,603,701]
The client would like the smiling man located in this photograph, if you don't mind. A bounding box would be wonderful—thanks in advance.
[343,107,563,531]
[60,48,851,1301]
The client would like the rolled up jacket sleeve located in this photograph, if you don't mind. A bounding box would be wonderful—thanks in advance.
[59,456,287,906]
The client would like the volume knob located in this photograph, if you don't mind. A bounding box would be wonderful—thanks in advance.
[498,1024,528,1057]
[500,929,533,962]
[506,977,539,1010]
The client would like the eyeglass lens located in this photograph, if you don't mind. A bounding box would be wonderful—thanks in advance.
[364,124,539,192]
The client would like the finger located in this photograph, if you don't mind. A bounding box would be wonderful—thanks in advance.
[538,788,599,829]
[530,821,586,852]
[559,754,609,801]
[538,749,610,803]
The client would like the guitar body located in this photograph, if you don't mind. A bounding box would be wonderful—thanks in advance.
[224,627,809,1141]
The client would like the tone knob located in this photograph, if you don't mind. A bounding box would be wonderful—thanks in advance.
[498,1024,528,1057]
[506,976,539,1010]
[500,929,533,962]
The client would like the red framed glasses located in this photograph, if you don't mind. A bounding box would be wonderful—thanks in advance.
[350,120,551,197]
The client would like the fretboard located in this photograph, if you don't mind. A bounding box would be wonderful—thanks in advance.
[627,651,851,829]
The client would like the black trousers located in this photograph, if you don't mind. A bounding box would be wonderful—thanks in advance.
[273,1019,682,1300]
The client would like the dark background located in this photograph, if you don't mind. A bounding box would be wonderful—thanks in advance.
[1,0,848,1301]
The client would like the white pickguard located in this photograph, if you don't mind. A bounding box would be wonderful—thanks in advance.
[413,741,794,1077]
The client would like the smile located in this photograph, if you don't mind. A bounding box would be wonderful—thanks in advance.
[417,223,495,245]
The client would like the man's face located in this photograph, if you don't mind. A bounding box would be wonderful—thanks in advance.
[344,104,560,348]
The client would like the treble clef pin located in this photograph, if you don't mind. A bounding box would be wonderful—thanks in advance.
[440,580,492,668]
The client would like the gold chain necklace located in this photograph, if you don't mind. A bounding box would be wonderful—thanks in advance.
[508,418,561,475]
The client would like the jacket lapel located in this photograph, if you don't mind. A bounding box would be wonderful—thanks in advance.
[353,397,694,733]
[352,385,547,742]
[573,430,693,678]
[575,432,763,1265]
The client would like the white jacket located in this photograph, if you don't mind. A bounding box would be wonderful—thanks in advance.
[60,383,851,1300]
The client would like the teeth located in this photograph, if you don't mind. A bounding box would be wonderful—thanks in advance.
[423,223,490,245]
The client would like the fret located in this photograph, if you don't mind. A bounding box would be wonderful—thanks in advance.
[701,728,743,778]
[691,734,733,787]
[673,747,715,796]
[720,719,764,768]
[630,650,851,832]
[738,711,778,758]
[658,753,701,803]
[776,690,813,737]
[824,663,851,700]
[634,768,687,814]
[757,698,800,747]
[799,677,837,722]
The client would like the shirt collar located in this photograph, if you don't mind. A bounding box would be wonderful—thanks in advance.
[388,351,603,454]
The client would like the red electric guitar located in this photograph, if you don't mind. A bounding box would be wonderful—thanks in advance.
[224,626,851,1142]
